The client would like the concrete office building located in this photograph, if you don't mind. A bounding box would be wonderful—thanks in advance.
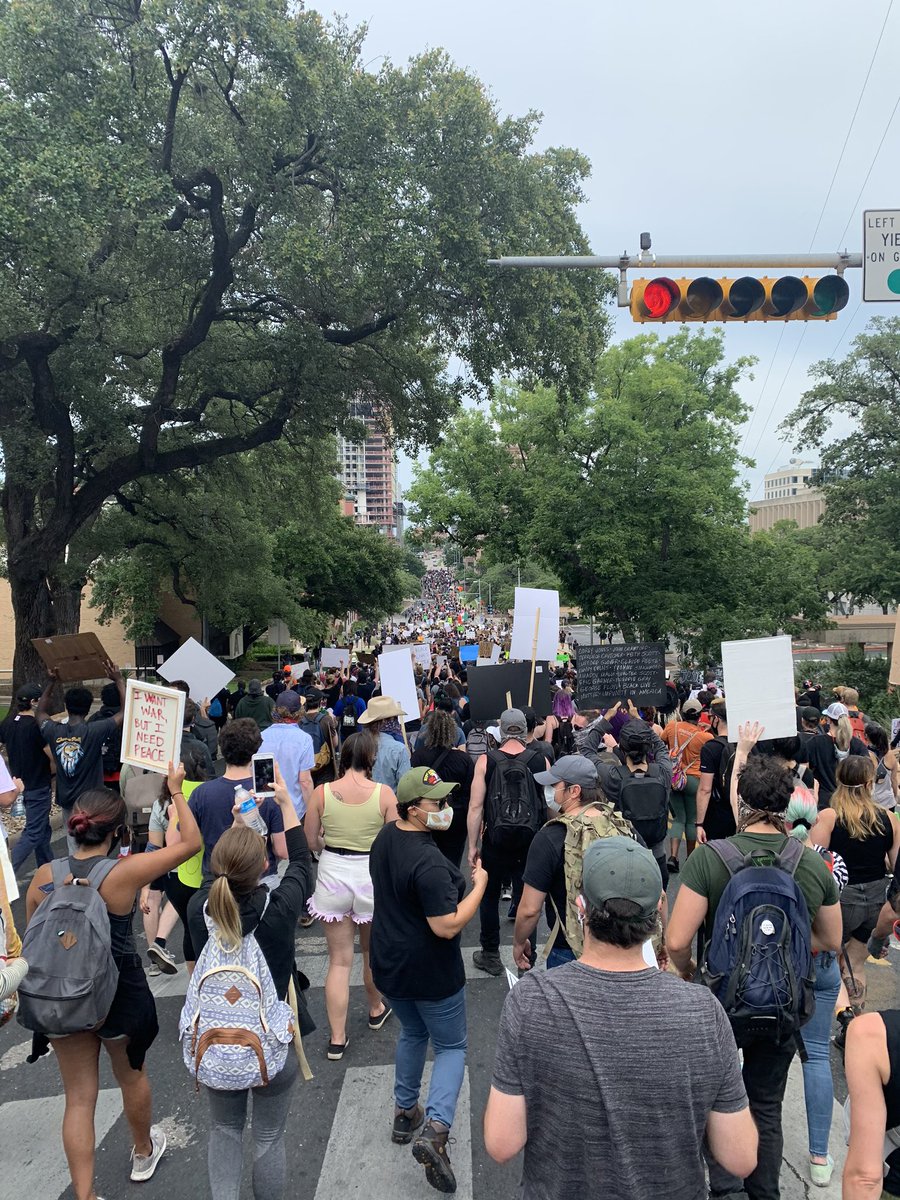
[749,459,825,533]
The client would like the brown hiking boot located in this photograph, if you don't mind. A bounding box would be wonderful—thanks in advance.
[391,1103,424,1145]
[412,1119,456,1193]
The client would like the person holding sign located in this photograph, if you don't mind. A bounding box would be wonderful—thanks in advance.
[23,763,201,1199]
[37,660,126,851]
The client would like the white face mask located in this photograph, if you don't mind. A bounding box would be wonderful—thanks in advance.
[545,785,561,813]
[424,807,454,832]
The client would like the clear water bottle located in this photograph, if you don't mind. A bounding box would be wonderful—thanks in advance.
[235,785,267,836]
[11,795,25,820]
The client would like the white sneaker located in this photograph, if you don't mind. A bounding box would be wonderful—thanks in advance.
[131,1124,166,1181]
[147,944,177,974]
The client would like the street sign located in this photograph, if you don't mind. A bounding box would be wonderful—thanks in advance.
[863,209,900,301]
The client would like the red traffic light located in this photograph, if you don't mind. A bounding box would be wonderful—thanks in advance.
[642,278,681,318]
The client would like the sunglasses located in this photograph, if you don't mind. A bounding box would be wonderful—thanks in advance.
[415,796,449,810]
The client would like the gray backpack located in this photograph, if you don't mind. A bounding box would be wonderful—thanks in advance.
[17,858,120,1036]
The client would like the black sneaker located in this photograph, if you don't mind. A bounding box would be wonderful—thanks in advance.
[473,950,503,977]
[412,1120,456,1193]
[392,1103,424,1145]
[327,1037,349,1061]
[369,1006,393,1031]
[667,856,680,875]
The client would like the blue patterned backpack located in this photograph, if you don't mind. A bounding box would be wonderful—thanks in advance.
[179,899,294,1090]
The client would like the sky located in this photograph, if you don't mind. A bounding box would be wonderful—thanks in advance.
[314,0,900,500]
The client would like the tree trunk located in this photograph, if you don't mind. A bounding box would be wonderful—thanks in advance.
[9,566,82,696]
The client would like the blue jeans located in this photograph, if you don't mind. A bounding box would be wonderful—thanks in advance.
[801,951,841,1156]
[547,947,575,969]
[11,787,53,871]
[386,987,467,1128]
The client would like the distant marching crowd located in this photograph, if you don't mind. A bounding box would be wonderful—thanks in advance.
[1,569,900,1200]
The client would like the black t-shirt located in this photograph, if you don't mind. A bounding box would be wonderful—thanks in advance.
[0,712,51,790]
[522,820,569,950]
[699,737,737,839]
[369,821,466,1001]
[530,738,556,766]
[410,745,474,811]
[805,732,869,808]
[41,716,118,809]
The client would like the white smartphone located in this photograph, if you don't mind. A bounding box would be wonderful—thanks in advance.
[251,752,276,798]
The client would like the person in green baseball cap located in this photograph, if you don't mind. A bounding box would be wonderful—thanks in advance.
[369,766,488,1194]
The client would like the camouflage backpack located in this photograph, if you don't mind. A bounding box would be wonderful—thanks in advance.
[541,802,636,958]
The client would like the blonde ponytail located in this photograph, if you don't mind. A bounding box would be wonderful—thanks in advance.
[834,716,853,752]
[207,825,269,952]
[207,875,243,952]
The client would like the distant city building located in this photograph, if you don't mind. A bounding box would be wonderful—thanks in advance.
[338,402,401,539]
[749,459,825,532]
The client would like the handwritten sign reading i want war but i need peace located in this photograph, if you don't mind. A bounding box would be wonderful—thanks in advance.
[121,678,186,776]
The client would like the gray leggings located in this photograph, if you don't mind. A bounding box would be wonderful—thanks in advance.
[206,1051,299,1200]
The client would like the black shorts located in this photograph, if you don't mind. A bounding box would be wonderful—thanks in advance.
[149,872,169,893]
[841,878,889,943]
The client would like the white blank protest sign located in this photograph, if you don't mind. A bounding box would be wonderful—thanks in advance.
[377,648,419,727]
[321,647,350,671]
[290,661,310,681]
[721,635,796,740]
[510,587,559,663]
[158,636,234,703]
[121,678,186,776]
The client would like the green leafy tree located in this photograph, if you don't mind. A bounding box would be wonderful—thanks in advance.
[782,316,900,610]
[409,330,830,650]
[0,0,610,687]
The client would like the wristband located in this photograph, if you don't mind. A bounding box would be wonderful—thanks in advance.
[695,822,704,828]
[170,791,184,797]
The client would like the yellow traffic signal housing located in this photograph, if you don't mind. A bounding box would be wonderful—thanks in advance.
[630,275,850,323]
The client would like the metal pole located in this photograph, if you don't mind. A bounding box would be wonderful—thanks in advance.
[487,252,862,271]
[590,615,594,646]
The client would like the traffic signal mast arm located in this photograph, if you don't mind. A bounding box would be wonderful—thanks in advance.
[487,252,863,322]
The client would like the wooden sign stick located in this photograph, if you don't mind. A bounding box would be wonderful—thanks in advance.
[528,607,541,706]
[506,690,513,710]
[400,722,411,753]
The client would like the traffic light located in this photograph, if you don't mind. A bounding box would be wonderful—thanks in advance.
[630,275,849,323]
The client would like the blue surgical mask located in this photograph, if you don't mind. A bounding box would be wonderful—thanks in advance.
[545,786,561,813]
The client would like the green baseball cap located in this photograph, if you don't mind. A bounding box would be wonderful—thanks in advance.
[396,766,458,807]
[582,836,662,919]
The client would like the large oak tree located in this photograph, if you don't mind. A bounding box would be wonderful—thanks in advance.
[0,0,609,687]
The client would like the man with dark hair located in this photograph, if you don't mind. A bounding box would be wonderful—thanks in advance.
[87,680,124,790]
[0,683,54,872]
[668,741,842,1200]
[180,698,215,776]
[260,689,314,818]
[596,717,672,887]
[301,689,339,784]
[188,717,286,881]
[520,705,555,767]
[37,661,125,847]
[485,836,758,1198]
[696,698,736,842]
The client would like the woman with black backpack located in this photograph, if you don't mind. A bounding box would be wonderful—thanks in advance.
[22,765,201,1200]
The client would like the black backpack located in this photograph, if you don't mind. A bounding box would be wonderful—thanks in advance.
[616,766,669,848]
[341,703,359,734]
[555,717,576,755]
[485,749,546,849]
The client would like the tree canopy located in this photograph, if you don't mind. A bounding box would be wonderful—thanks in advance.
[0,0,610,685]
[782,316,900,611]
[408,329,830,656]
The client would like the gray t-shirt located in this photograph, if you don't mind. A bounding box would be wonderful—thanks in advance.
[492,961,747,1200]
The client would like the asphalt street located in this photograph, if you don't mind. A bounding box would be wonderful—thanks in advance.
[1,855,897,1200]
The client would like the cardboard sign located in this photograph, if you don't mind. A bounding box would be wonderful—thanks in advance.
[510,587,559,663]
[321,647,351,671]
[121,678,185,776]
[158,637,234,703]
[575,642,666,709]
[467,661,552,721]
[890,610,900,687]
[377,648,419,727]
[31,632,111,682]
[721,635,796,740]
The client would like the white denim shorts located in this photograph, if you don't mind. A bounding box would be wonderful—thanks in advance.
[308,849,374,925]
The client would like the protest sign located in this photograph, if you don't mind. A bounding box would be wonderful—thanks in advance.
[31,632,111,682]
[158,636,234,703]
[121,678,185,776]
[320,647,351,671]
[575,642,666,709]
[467,661,551,721]
[721,635,796,740]
[289,662,310,681]
[0,829,18,904]
[412,645,433,669]
[890,610,900,686]
[459,644,478,663]
[377,648,419,727]
[510,587,559,664]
